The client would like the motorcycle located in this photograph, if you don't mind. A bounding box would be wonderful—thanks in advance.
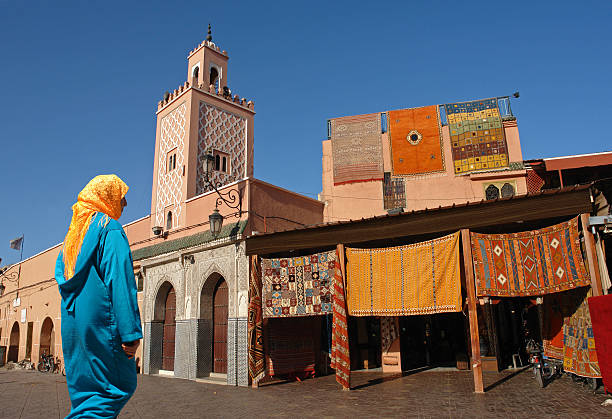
[526,338,561,388]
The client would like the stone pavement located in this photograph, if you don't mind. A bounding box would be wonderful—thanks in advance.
[0,367,610,418]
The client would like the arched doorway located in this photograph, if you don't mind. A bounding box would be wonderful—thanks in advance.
[39,317,54,360]
[162,286,176,371]
[213,278,228,374]
[8,322,20,362]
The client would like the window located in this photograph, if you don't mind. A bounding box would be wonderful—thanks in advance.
[485,184,500,200]
[209,66,219,91]
[167,150,177,173]
[501,183,515,198]
[212,150,230,174]
[166,211,173,230]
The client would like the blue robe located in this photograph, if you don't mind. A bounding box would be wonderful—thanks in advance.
[56,213,143,419]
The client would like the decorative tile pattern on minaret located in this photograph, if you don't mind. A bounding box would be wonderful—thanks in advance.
[196,102,246,195]
[156,102,186,227]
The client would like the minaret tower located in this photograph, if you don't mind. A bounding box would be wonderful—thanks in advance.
[150,26,255,235]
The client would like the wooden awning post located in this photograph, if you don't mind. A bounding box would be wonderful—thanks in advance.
[580,213,603,297]
[461,229,484,393]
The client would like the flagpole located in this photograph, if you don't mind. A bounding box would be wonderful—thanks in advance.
[16,235,23,299]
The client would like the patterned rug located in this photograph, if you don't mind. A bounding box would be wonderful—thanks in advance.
[346,232,461,316]
[444,98,509,175]
[267,317,316,378]
[541,293,565,360]
[330,113,383,185]
[262,251,335,318]
[471,217,590,297]
[587,294,612,392]
[248,256,265,384]
[388,105,445,176]
[563,288,601,378]
[331,250,350,389]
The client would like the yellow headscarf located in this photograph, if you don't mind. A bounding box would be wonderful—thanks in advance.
[63,174,129,279]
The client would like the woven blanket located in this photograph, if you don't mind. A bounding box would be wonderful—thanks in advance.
[331,113,383,185]
[471,217,590,297]
[262,251,335,318]
[563,289,601,378]
[380,317,399,353]
[388,105,445,176]
[331,250,350,389]
[541,293,565,360]
[587,294,612,392]
[248,256,265,384]
[444,98,509,175]
[267,317,316,377]
[346,232,461,316]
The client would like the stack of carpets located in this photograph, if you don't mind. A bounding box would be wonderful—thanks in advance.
[563,289,601,379]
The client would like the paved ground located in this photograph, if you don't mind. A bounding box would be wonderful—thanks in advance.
[0,367,610,418]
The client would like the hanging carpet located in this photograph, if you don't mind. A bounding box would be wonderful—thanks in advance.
[563,288,601,379]
[331,250,350,389]
[587,294,612,392]
[388,105,445,176]
[444,98,508,175]
[541,292,565,360]
[346,232,461,316]
[262,251,335,318]
[330,113,383,185]
[267,317,316,378]
[248,256,265,384]
[471,217,590,297]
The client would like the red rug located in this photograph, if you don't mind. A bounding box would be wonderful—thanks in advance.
[588,294,612,393]
[267,317,315,378]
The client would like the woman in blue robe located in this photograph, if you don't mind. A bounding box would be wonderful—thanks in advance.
[55,175,142,418]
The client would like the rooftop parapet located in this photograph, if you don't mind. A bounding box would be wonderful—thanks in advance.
[157,81,254,112]
[188,39,228,58]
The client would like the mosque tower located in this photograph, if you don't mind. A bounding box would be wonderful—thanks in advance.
[150,25,255,235]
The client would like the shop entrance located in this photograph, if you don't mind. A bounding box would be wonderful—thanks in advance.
[399,313,467,371]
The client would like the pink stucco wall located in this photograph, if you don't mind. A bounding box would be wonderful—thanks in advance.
[321,119,527,222]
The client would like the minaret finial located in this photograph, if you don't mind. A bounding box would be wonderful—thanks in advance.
[206,24,213,42]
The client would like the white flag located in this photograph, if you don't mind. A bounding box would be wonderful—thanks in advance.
[10,236,23,251]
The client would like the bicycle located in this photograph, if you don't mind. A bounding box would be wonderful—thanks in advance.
[37,351,54,373]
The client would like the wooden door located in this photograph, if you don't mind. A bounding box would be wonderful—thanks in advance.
[213,279,228,373]
[162,287,176,371]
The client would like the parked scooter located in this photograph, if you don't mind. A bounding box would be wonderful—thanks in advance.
[526,338,562,388]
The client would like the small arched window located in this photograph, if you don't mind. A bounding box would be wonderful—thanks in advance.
[215,154,220,171]
[485,184,500,200]
[209,67,219,90]
[192,66,199,80]
[222,156,227,173]
[166,211,173,230]
[501,183,515,198]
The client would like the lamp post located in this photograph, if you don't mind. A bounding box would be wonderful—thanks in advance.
[202,150,242,237]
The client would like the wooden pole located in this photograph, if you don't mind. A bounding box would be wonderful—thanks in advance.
[581,213,603,297]
[461,229,484,393]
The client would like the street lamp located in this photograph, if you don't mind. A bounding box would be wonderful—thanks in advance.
[202,149,242,237]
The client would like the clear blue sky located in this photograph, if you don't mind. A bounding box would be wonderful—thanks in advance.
[0,0,610,265]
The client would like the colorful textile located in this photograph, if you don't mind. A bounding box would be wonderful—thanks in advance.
[331,113,383,185]
[267,318,316,377]
[541,293,565,360]
[563,289,601,378]
[444,98,508,175]
[380,317,399,353]
[331,250,350,389]
[248,255,265,384]
[587,294,612,392]
[388,105,445,176]
[63,174,128,279]
[346,232,461,316]
[262,251,335,318]
[383,172,406,210]
[471,217,590,297]
[55,212,142,419]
